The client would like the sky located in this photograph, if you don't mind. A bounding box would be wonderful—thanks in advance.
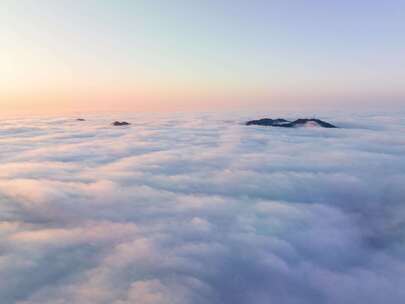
[1,0,405,115]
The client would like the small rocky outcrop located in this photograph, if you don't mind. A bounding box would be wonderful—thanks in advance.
[246,118,337,128]
[112,121,131,126]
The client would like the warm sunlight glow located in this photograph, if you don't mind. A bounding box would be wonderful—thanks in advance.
[1,1,404,116]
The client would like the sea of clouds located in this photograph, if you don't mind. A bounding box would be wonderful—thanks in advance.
[0,111,404,304]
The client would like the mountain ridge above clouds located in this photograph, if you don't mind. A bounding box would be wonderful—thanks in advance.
[246,118,338,128]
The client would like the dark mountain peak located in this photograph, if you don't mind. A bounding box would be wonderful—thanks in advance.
[289,118,337,128]
[112,121,131,126]
[246,118,289,126]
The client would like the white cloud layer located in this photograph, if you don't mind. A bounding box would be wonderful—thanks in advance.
[1,112,405,303]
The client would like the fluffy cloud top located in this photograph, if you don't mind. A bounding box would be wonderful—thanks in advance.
[0,112,405,304]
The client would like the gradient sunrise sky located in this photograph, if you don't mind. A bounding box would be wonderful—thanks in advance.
[1,0,405,115]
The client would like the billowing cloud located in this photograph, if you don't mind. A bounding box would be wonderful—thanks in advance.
[0,112,405,303]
